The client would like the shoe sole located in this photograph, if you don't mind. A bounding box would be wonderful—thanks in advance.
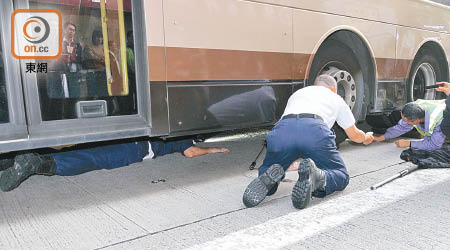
[0,154,36,192]
[243,164,284,208]
[292,159,312,209]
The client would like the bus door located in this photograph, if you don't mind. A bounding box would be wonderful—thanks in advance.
[8,0,150,151]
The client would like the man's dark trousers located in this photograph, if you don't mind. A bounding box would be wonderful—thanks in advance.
[49,140,193,176]
[258,117,349,197]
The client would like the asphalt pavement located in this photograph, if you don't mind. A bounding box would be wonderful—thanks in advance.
[0,130,449,250]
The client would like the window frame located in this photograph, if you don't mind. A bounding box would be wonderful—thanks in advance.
[3,0,151,152]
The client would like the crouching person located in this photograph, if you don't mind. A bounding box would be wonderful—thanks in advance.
[0,139,229,191]
[373,99,446,150]
[242,75,373,209]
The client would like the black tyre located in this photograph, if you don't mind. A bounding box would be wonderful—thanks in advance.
[407,49,443,102]
[308,40,367,145]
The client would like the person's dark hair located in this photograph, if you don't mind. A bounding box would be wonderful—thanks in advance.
[127,30,133,45]
[401,103,425,121]
[91,30,102,45]
[64,22,76,30]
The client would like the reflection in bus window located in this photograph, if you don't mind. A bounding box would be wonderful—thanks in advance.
[83,30,108,97]
[0,38,9,123]
[31,0,136,121]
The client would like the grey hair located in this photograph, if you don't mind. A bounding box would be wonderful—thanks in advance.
[314,74,337,89]
[401,103,425,121]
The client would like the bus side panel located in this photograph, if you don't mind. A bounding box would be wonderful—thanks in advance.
[397,26,450,80]
[292,8,397,77]
[162,0,293,57]
[161,0,295,134]
[145,0,169,136]
[253,0,449,34]
[166,83,293,135]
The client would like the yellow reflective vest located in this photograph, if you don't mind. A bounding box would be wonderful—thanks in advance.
[412,99,446,136]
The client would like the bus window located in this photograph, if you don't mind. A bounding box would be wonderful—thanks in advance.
[0,34,9,123]
[30,0,136,121]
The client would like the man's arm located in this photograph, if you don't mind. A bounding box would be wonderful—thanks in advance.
[374,119,413,142]
[345,125,374,144]
[409,121,446,150]
[335,98,375,144]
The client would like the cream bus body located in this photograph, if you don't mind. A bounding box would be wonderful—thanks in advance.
[0,0,449,152]
[145,0,450,136]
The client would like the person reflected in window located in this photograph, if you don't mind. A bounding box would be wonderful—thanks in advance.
[45,22,83,120]
[126,31,135,75]
[83,30,108,97]
[120,30,137,114]
[108,40,124,96]
[106,40,123,115]
[61,22,83,98]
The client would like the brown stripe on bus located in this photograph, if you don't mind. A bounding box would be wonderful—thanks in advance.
[375,58,412,79]
[147,46,413,82]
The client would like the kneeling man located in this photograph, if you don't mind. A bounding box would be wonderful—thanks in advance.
[243,75,373,209]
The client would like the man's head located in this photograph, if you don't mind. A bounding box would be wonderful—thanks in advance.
[314,74,337,93]
[127,30,133,46]
[401,103,425,125]
[64,22,76,40]
[92,30,103,46]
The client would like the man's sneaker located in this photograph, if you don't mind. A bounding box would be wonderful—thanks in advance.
[0,153,56,192]
[292,158,326,209]
[0,158,14,171]
[243,164,284,208]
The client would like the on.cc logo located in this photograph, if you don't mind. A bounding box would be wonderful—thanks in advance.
[23,16,50,44]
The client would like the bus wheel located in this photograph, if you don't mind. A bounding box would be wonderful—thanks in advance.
[407,50,442,101]
[308,40,366,145]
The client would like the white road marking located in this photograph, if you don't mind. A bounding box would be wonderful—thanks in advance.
[187,167,450,250]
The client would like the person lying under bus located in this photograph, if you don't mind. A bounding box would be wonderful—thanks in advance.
[373,99,446,150]
[242,74,374,210]
[0,139,229,192]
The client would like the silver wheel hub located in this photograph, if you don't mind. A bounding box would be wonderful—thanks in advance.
[411,63,436,100]
[321,66,357,110]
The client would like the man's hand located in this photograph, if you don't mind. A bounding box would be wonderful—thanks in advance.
[363,132,374,145]
[373,135,385,142]
[394,139,411,148]
[436,82,450,96]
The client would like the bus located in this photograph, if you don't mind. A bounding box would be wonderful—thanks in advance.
[0,0,449,153]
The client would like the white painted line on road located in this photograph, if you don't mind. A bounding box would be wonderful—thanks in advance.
[187,167,450,250]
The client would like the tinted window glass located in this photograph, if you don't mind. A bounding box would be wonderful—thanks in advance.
[30,0,136,121]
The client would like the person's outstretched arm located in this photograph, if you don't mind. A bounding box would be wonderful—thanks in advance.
[183,146,229,158]
[345,125,373,144]
[373,119,413,142]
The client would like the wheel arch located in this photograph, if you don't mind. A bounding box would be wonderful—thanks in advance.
[409,39,449,82]
[306,27,377,120]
